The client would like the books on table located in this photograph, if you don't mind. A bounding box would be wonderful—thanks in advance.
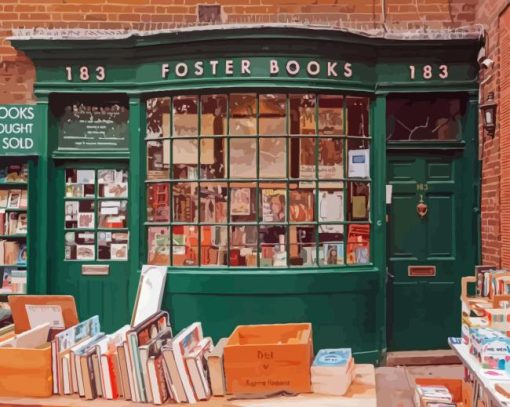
[311,348,354,396]
[206,337,228,396]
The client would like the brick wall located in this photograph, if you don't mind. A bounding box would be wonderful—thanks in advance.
[0,0,478,103]
[476,0,507,268]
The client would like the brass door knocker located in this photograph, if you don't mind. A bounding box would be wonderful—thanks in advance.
[417,195,428,218]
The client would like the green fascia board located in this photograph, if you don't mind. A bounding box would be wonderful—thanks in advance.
[163,267,380,295]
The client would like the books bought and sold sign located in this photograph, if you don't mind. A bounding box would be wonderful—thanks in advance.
[0,104,39,155]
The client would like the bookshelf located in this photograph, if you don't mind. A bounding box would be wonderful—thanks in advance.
[0,162,29,297]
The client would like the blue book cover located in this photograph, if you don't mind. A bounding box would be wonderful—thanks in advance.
[313,348,352,367]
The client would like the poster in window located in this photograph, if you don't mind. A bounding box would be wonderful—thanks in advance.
[289,190,314,222]
[230,188,251,216]
[300,138,342,185]
[261,189,286,222]
[318,191,344,233]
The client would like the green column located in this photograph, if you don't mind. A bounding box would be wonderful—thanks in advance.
[128,95,143,312]
[372,94,387,362]
[33,98,50,294]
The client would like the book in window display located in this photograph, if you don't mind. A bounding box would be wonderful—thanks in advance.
[318,96,344,135]
[324,242,344,265]
[0,191,7,208]
[290,190,314,222]
[261,189,286,222]
[230,188,251,216]
[15,213,27,235]
[173,183,197,223]
[318,191,344,233]
[147,183,170,222]
[7,190,21,209]
[0,163,28,183]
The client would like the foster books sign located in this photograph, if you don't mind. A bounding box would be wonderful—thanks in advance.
[0,105,39,155]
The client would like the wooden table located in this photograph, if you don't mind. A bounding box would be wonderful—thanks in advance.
[0,364,376,407]
[449,337,510,407]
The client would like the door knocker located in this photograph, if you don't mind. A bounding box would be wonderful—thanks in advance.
[417,195,428,219]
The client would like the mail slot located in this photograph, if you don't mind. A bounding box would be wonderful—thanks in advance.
[408,265,436,277]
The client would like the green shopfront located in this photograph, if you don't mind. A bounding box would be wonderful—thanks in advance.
[9,26,481,362]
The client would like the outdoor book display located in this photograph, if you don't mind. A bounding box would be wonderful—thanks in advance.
[445,265,510,407]
[0,162,29,296]
[0,264,374,406]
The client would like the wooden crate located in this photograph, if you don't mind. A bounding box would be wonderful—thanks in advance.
[224,323,313,395]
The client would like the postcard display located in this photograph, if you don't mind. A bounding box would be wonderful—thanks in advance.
[145,94,371,268]
[64,168,129,261]
[0,163,29,295]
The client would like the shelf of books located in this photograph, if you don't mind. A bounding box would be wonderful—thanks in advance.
[0,162,29,297]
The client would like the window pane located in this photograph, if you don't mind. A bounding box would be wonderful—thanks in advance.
[98,200,127,229]
[229,94,256,135]
[200,183,227,223]
[347,142,370,179]
[386,93,467,141]
[65,169,95,198]
[147,183,170,222]
[319,138,343,180]
[172,225,199,266]
[147,226,170,265]
[65,200,94,229]
[347,182,370,221]
[173,182,198,223]
[289,189,314,222]
[230,184,256,222]
[346,224,370,264]
[209,226,228,266]
[98,169,128,198]
[230,138,256,178]
[318,190,344,234]
[318,95,343,135]
[200,138,226,179]
[346,97,369,137]
[260,188,286,223]
[98,231,129,261]
[289,94,315,135]
[259,138,286,179]
[289,225,316,266]
[147,140,170,180]
[260,225,287,267]
[229,225,257,266]
[173,96,198,136]
[201,95,227,136]
[146,97,170,138]
[173,138,198,179]
[65,231,95,261]
[259,94,286,135]
[297,137,316,182]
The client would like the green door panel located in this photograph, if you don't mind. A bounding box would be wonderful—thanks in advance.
[49,161,131,333]
[387,152,470,350]
[389,282,458,350]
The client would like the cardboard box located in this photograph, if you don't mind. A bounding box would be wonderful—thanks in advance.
[0,295,78,397]
[224,323,313,395]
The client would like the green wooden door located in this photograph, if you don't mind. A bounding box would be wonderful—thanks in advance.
[48,161,131,333]
[387,152,468,350]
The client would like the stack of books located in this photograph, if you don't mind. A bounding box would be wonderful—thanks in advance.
[49,265,230,404]
[414,385,454,406]
[311,348,354,396]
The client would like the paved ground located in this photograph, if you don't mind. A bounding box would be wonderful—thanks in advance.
[375,364,464,406]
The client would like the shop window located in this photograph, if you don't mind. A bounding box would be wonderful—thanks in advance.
[64,168,129,261]
[386,93,467,141]
[145,93,371,268]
